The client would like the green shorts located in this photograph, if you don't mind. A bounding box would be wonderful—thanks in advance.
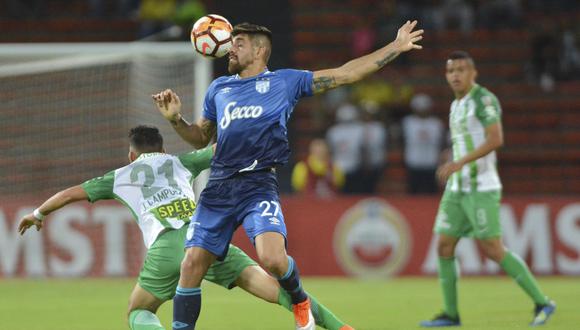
[138,226,257,301]
[205,244,258,289]
[433,190,502,239]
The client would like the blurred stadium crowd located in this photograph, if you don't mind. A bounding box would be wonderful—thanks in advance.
[0,0,579,198]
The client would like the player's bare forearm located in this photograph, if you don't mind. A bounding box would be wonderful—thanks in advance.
[438,123,503,182]
[168,114,204,147]
[39,185,88,216]
[169,116,215,149]
[19,185,88,234]
[311,20,423,94]
[455,141,500,168]
[152,88,214,148]
[312,44,401,93]
[455,123,503,167]
[337,42,402,81]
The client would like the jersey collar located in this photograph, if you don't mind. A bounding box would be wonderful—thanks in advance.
[466,83,480,98]
[136,152,166,160]
[456,83,480,103]
[234,68,271,80]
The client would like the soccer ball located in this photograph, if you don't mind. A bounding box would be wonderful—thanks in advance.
[190,14,233,58]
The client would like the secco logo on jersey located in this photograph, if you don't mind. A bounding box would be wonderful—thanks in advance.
[220,101,264,129]
[333,199,411,278]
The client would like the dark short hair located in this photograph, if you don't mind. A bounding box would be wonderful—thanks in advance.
[447,50,475,65]
[232,22,273,45]
[129,125,163,153]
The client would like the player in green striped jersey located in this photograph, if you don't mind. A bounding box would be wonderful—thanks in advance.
[420,51,555,327]
[19,125,353,330]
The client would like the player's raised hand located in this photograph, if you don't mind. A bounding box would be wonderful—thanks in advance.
[152,89,182,121]
[394,20,423,52]
[18,213,43,235]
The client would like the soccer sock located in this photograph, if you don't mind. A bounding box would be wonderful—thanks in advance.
[278,288,347,330]
[129,309,165,330]
[438,256,459,319]
[172,286,201,330]
[277,255,308,305]
[500,251,549,305]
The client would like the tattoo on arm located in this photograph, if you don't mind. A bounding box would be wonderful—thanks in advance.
[375,51,398,68]
[201,120,217,142]
[312,76,337,93]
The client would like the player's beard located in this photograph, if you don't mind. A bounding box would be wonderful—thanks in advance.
[228,59,242,74]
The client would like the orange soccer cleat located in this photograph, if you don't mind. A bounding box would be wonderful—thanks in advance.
[292,298,315,330]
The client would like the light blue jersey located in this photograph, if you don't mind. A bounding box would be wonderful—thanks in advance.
[203,69,314,180]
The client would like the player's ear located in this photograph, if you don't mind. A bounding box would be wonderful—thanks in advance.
[259,45,271,62]
[254,44,266,61]
[252,44,261,58]
[128,150,138,163]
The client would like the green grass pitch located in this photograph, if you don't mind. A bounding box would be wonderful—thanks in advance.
[1,277,578,329]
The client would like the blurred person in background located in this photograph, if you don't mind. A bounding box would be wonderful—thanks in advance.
[359,100,387,194]
[477,0,522,30]
[137,0,176,39]
[432,0,475,35]
[401,93,444,194]
[352,14,377,57]
[326,102,365,194]
[351,73,414,121]
[172,0,206,40]
[291,138,344,199]
[420,51,555,328]
[559,27,580,80]
[528,17,560,91]
[351,71,414,134]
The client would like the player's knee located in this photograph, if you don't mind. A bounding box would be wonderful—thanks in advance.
[180,259,195,275]
[259,254,286,276]
[127,296,138,317]
[437,240,456,258]
[480,242,505,262]
[180,252,199,275]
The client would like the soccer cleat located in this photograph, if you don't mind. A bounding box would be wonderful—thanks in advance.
[292,298,315,330]
[530,300,556,326]
[420,313,461,327]
[339,325,355,330]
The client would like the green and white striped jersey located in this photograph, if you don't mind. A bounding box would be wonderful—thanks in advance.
[447,84,502,192]
[81,147,212,248]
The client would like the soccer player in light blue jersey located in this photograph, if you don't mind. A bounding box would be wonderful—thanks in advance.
[153,20,423,330]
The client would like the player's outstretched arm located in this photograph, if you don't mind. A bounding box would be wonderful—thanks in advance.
[311,20,423,94]
[437,122,504,182]
[152,89,216,149]
[18,185,88,235]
